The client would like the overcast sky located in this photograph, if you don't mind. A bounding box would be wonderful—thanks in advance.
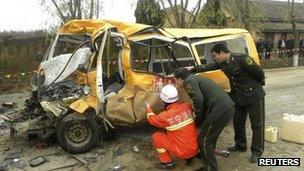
[0,0,302,31]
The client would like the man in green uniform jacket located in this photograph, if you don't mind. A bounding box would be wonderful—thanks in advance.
[174,68,234,171]
[186,43,265,163]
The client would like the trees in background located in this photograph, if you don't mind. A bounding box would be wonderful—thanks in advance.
[288,0,299,51]
[196,0,265,34]
[197,0,227,28]
[288,0,299,61]
[43,0,266,35]
[41,0,103,23]
[159,0,203,28]
[131,0,263,35]
[222,0,265,35]
[135,0,164,26]
[156,0,264,33]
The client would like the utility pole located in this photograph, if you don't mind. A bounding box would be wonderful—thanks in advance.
[291,0,299,66]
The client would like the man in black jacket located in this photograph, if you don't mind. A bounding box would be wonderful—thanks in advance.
[286,37,295,58]
[278,35,286,50]
[299,36,304,57]
[265,38,273,59]
[174,68,234,171]
[186,43,266,163]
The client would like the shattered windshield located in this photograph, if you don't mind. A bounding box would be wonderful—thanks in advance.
[49,34,92,59]
[41,34,93,86]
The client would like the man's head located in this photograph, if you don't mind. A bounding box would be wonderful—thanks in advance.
[174,68,191,87]
[160,84,179,104]
[210,43,230,63]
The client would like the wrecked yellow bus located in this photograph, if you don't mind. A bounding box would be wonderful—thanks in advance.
[18,20,260,153]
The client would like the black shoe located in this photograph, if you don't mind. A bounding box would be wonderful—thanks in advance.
[195,152,201,158]
[154,162,175,169]
[185,157,194,166]
[250,155,259,163]
[227,146,247,152]
[195,167,208,171]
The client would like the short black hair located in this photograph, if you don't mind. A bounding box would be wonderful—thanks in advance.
[174,68,191,80]
[210,43,230,54]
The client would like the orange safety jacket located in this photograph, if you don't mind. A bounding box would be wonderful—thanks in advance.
[147,102,198,159]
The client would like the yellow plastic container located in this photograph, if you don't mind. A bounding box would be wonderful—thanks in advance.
[265,126,278,143]
[281,114,304,144]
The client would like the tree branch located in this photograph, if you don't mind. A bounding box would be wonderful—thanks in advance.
[68,0,75,19]
[89,0,94,18]
[188,0,202,28]
[51,0,66,22]
[167,0,181,27]
[77,0,82,19]
[160,0,175,27]
[96,0,100,18]
[174,0,182,27]
[180,0,186,27]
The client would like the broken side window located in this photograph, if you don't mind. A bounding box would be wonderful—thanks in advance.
[100,34,124,95]
[130,39,151,72]
[102,36,122,77]
[194,37,249,64]
[130,38,193,76]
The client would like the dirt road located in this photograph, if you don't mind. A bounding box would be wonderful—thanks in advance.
[1,67,304,171]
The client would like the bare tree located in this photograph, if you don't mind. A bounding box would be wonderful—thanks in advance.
[290,0,298,49]
[288,0,299,65]
[222,0,265,35]
[159,0,203,28]
[41,0,103,23]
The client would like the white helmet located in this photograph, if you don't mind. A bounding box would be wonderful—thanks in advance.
[160,84,179,103]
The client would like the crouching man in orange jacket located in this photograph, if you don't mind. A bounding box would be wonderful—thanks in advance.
[146,84,198,170]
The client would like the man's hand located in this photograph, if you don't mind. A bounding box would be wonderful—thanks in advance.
[185,66,194,71]
[146,102,151,109]
[146,102,153,119]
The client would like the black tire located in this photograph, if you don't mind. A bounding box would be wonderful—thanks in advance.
[56,114,99,154]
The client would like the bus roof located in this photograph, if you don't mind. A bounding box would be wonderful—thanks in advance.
[58,19,249,39]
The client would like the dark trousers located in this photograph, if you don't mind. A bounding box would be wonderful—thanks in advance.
[300,49,304,57]
[233,98,265,156]
[287,48,293,58]
[199,107,234,171]
[266,49,272,59]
